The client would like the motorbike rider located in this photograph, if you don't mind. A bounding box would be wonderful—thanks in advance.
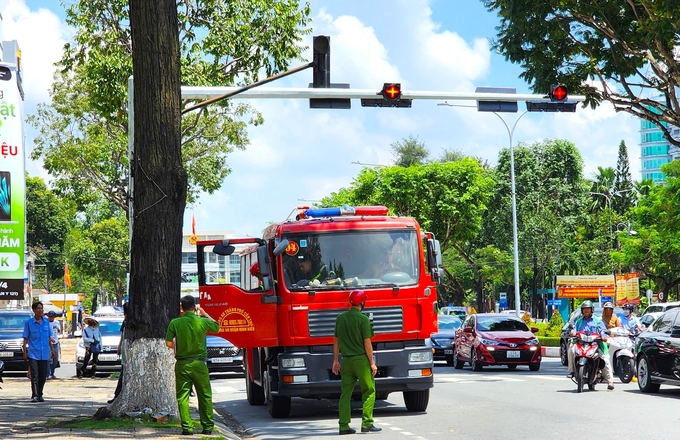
[601,301,621,329]
[566,300,615,390]
[620,303,644,333]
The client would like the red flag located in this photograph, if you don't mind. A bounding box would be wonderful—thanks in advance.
[192,213,196,235]
[64,263,72,288]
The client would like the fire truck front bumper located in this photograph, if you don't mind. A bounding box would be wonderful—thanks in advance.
[273,347,434,399]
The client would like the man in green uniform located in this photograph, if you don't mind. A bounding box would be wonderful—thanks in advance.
[332,290,382,435]
[165,295,220,435]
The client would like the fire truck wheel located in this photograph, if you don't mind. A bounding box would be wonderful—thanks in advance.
[245,361,265,406]
[264,371,291,418]
[403,389,429,412]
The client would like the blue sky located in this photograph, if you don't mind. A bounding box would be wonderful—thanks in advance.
[3,0,639,237]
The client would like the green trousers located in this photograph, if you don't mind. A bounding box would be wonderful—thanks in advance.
[338,355,376,430]
[175,359,214,432]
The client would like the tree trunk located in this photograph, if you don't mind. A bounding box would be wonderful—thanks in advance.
[114,0,185,416]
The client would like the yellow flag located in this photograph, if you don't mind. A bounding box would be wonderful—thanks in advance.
[64,263,72,288]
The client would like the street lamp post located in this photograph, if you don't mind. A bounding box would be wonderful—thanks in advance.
[493,110,528,318]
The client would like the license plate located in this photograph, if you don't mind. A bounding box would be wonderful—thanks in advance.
[98,354,118,362]
[0,351,13,357]
[444,349,453,355]
[211,357,233,364]
[507,351,520,359]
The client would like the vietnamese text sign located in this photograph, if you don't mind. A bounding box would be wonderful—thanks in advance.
[0,65,25,300]
[556,275,615,299]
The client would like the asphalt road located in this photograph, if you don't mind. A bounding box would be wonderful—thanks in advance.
[211,358,680,440]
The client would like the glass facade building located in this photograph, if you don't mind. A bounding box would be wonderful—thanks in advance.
[639,118,680,183]
[181,230,243,297]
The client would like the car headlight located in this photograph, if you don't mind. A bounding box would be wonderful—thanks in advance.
[280,357,305,368]
[409,351,433,362]
[526,338,540,346]
[479,337,498,346]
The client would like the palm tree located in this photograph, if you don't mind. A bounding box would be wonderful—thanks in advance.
[588,166,615,213]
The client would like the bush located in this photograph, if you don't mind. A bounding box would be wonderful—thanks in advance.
[537,336,560,347]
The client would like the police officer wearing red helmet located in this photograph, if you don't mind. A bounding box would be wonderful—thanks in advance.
[332,290,381,435]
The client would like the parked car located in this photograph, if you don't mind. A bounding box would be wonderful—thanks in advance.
[75,317,124,375]
[0,308,34,371]
[206,335,243,374]
[431,314,462,365]
[641,301,680,318]
[453,313,541,371]
[639,313,660,329]
[636,308,680,393]
[440,306,467,319]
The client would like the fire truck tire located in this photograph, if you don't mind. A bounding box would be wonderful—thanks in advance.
[403,389,429,412]
[264,372,291,418]
[245,369,265,405]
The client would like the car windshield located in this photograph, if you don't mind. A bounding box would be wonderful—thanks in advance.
[477,317,529,332]
[96,321,123,336]
[281,230,420,291]
[0,313,32,331]
[437,315,462,330]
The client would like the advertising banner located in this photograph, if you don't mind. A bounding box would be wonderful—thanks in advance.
[615,274,627,305]
[625,272,640,305]
[556,275,615,299]
[0,65,25,300]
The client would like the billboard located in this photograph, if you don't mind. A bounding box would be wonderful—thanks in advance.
[556,275,615,299]
[0,64,25,300]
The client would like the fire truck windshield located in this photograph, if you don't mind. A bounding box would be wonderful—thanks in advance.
[281,230,419,290]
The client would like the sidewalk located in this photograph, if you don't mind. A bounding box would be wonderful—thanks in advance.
[0,370,241,439]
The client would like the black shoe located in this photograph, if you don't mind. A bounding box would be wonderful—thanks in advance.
[37,397,44,402]
[361,425,382,433]
[181,430,193,435]
[107,399,115,404]
[566,372,574,379]
[201,430,213,435]
[30,397,38,403]
[339,428,356,435]
[607,383,615,390]
[76,370,82,379]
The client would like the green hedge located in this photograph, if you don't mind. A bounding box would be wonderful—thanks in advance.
[537,336,561,347]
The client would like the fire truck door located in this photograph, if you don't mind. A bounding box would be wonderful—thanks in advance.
[199,284,279,348]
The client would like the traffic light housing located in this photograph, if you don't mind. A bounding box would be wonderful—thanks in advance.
[312,35,330,88]
[549,84,568,102]
[361,83,412,108]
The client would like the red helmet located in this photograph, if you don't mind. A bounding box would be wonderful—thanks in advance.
[349,290,368,306]
[249,262,260,277]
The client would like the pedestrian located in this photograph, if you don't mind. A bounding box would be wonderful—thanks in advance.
[77,317,102,379]
[165,295,220,435]
[332,290,381,435]
[22,301,54,402]
[46,311,61,379]
[108,303,128,404]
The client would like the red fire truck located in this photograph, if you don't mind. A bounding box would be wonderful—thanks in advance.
[197,205,443,418]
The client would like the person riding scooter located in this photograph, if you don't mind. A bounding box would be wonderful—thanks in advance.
[566,300,615,390]
[620,304,644,333]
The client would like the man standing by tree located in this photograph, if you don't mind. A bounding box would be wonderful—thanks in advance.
[165,295,220,435]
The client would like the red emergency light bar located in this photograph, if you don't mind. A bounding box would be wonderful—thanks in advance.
[302,205,389,218]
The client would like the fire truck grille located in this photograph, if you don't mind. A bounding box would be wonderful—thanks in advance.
[308,307,404,337]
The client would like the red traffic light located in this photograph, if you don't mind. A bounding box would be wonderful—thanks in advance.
[549,84,568,102]
[382,83,401,101]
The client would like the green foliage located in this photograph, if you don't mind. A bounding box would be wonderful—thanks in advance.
[483,0,680,148]
[390,135,429,167]
[28,0,312,212]
[537,336,560,347]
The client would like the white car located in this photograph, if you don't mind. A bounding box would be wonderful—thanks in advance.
[75,317,124,376]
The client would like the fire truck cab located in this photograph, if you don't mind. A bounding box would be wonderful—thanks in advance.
[197,205,443,418]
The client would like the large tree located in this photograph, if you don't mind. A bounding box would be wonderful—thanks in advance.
[483,0,680,147]
[28,0,311,212]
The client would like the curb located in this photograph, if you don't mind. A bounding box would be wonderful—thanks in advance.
[541,346,560,358]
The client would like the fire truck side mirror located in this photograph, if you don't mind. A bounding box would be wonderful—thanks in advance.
[426,239,438,269]
[257,245,271,276]
[273,239,290,256]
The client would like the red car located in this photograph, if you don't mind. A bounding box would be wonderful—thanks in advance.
[453,313,541,371]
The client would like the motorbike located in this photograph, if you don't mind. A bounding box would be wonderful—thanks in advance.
[607,327,636,384]
[571,330,606,393]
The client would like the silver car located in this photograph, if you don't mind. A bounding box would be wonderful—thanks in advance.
[75,317,124,374]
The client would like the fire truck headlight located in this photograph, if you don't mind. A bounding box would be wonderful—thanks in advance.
[281,357,306,368]
[409,351,433,363]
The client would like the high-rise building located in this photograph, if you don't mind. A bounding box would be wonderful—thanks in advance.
[639,118,674,183]
[181,230,244,297]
